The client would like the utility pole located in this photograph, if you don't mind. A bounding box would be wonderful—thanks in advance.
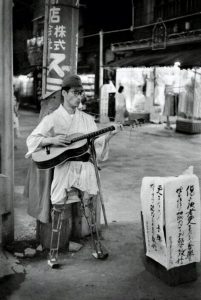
[99,30,104,91]
[0,0,14,245]
[99,30,110,123]
[39,0,88,246]
[42,0,50,97]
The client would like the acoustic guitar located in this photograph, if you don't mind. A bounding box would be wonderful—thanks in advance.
[32,125,115,170]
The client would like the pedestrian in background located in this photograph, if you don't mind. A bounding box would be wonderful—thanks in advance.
[13,91,21,143]
[115,85,128,124]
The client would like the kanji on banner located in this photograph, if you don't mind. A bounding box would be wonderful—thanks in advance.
[43,0,79,96]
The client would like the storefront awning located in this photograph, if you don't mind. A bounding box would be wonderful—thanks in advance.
[107,46,201,68]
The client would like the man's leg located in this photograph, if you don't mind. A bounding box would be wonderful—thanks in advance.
[48,205,64,268]
[80,194,108,259]
[48,189,79,268]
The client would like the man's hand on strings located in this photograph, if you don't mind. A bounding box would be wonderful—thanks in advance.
[52,135,72,146]
[41,135,71,147]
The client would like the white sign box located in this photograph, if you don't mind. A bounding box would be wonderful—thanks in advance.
[141,174,200,270]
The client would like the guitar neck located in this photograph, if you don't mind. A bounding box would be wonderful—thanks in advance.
[70,125,115,144]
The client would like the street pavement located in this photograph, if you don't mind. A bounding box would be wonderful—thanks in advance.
[2,108,201,299]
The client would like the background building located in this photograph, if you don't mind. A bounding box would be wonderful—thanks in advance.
[110,0,201,67]
[12,0,201,129]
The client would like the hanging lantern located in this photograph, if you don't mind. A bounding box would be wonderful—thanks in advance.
[185,22,190,31]
[152,18,167,50]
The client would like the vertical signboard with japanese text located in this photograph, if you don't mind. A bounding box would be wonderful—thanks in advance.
[141,174,200,270]
[42,0,79,97]
[165,174,200,270]
[141,177,167,268]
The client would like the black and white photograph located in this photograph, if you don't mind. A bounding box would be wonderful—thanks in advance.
[1,0,201,299]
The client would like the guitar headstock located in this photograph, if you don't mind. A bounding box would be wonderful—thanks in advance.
[110,123,123,135]
[115,123,124,130]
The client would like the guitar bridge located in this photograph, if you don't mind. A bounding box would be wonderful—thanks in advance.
[46,146,50,155]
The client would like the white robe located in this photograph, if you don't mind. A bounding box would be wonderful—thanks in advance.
[26,105,109,205]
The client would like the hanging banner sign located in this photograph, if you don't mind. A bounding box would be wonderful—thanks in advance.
[43,0,79,97]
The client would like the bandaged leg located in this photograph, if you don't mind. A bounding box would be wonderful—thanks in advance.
[80,193,108,259]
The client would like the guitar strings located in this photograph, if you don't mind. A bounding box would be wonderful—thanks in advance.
[81,110,149,141]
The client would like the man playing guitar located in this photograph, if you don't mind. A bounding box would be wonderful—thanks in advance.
[25,73,122,267]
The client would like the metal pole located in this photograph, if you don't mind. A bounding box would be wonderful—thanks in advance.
[192,68,197,120]
[99,30,104,91]
[99,30,104,122]
[131,0,135,29]
[42,0,50,97]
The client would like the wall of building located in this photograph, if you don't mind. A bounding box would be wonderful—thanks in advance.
[13,1,34,75]
[33,0,45,19]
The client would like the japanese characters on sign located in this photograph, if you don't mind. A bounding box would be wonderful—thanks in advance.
[44,0,79,96]
[175,186,185,265]
[186,185,196,261]
[141,178,167,268]
[165,175,200,270]
[141,174,200,270]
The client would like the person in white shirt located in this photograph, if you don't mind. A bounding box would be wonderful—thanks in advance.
[26,74,121,267]
[115,85,127,124]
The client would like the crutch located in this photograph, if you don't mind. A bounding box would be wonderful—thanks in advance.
[88,137,108,226]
